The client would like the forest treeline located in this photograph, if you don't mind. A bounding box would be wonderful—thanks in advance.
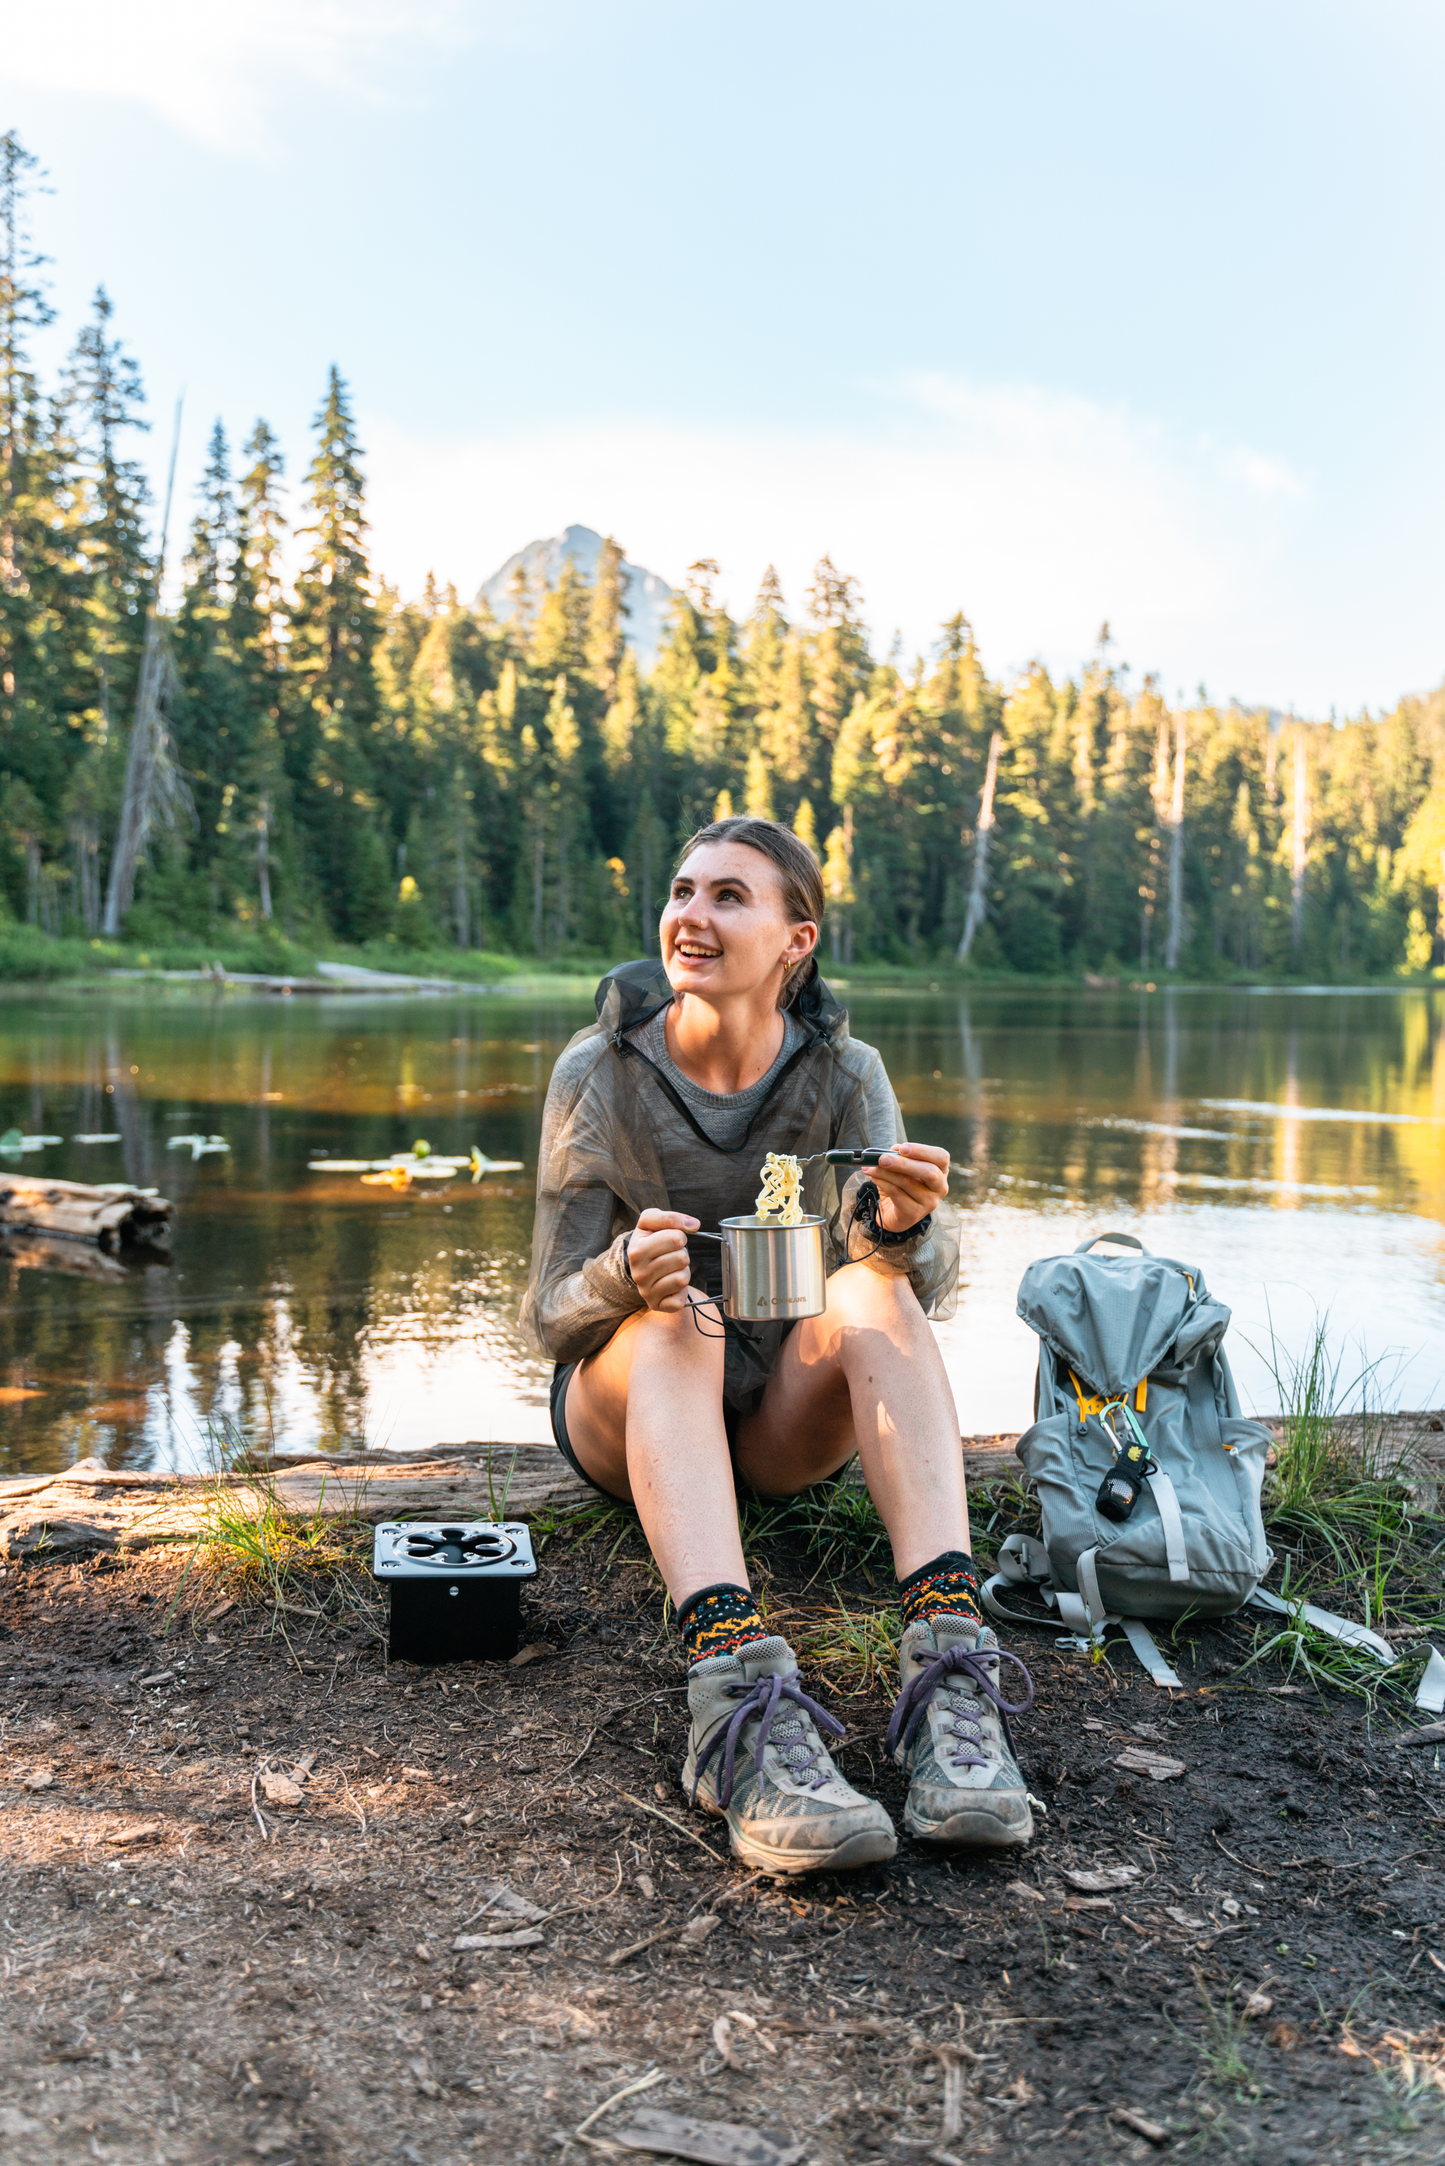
[3,133,1445,981]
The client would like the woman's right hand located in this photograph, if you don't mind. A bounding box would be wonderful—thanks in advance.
[626,1209,699,1312]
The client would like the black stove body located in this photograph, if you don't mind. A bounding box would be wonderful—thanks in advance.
[373,1520,537,1664]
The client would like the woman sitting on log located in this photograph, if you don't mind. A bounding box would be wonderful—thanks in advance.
[521,816,1034,1873]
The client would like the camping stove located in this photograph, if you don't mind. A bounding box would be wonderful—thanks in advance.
[372,1521,537,1665]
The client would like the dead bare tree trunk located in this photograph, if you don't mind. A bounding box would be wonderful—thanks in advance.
[842,803,854,964]
[70,817,100,932]
[1290,726,1309,961]
[452,784,469,948]
[103,612,162,934]
[101,398,185,939]
[957,731,1002,961]
[256,796,272,921]
[1164,708,1187,972]
[1141,704,1170,968]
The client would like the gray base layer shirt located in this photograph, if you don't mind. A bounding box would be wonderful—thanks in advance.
[520,971,959,1414]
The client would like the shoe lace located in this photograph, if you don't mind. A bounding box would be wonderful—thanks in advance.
[691,1669,846,1809]
[884,1644,1035,1769]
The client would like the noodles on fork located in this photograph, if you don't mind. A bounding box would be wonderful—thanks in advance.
[754,1151,805,1225]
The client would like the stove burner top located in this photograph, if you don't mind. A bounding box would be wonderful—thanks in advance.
[393,1525,518,1569]
[371,1519,537,1665]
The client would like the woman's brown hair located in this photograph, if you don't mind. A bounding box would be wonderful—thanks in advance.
[675,815,824,1010]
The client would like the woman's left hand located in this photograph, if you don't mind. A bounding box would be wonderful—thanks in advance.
[871,1142,950,1233]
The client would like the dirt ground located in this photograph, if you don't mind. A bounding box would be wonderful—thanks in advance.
[2,1524,1444,2166]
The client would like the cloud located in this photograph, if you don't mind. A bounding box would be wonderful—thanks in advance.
[1233,450,1308,499]
[1,1,477,149]
[360,372,1317,700]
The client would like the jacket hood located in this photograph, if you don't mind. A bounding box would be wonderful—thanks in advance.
[593,956,846,1041]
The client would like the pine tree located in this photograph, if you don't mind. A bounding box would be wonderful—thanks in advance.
[531,559,588,679]
[287,366,387,938]
[759,631,812,792]
[823,813,855,963]
[741,566,787,715]
[600,649,643,775]
[744,744,774,818]
[64,287,151,739]
[805,556,869,808]
[0,131,78,917]
[546,674,585,949]
[0,132,54,775]
[584,534,627,701]
[233,420,289,922]
[237,421,286,666]
[170,421,238,900]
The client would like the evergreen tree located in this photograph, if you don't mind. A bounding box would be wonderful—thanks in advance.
[805,555,870,807]
[759,631,812,794]
[170,421,238,907]
[0,131,77,917]
[584,534,627,701]
[287,366,387,938]
[233,420,289,923]
[0,132,55,801]
[63,287,151,739]
[6,143,1445,978]
[741,565,788,715]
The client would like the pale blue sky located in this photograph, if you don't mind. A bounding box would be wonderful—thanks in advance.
[4,1,1441,712]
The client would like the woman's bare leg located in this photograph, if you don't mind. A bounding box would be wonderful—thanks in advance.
[561,1264,968,1604]
[560,1291,747,1604]
[735,1262,971,1576]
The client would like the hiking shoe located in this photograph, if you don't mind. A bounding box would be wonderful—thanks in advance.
[682,1636,896,1875]
[886,1615,1035,1847]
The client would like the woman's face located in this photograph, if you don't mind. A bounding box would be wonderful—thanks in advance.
[660,842,818,1004]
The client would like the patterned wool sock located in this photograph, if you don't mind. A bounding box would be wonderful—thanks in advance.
[897,1549,984,1633]
[678,1582,766,1666]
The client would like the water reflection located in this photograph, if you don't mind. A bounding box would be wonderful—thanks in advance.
[0,982,1441,1473]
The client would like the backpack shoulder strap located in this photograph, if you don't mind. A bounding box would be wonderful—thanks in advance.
[1186,1353,1226,1455]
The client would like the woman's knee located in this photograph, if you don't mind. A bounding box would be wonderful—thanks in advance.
[826,1260,926,1330]
[622,1289,727,1370]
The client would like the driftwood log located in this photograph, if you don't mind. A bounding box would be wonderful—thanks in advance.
[0,1420,1439,1563]
[0,1446,591,1559]
[0,1435,1024,1560]
[0,1173,172,1252]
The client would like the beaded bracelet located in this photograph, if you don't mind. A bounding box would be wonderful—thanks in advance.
[852,1178,933,1249]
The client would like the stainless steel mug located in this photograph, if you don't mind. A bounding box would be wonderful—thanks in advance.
[695,1215,828,1321]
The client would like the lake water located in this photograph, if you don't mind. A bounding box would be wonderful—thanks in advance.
[2,982,1442,1477]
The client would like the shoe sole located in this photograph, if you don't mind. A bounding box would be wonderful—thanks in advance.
[725,1823,899,1875]
[692,1788,897,1875]
[903,1799,1034,1848]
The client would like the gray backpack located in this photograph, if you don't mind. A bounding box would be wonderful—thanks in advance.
[981,1231,1276,1687]
[983,1229,1406,1691]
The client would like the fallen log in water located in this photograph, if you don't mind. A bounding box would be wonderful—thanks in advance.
[0,1172,172,1251]
[0,1230,147,1283]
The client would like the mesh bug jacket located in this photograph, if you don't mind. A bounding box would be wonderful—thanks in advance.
[519,959,960,1413]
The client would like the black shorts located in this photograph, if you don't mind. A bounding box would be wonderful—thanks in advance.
[550,1360,744,1505]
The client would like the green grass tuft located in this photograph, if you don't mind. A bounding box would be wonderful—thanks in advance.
[163,1422,383,1653]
